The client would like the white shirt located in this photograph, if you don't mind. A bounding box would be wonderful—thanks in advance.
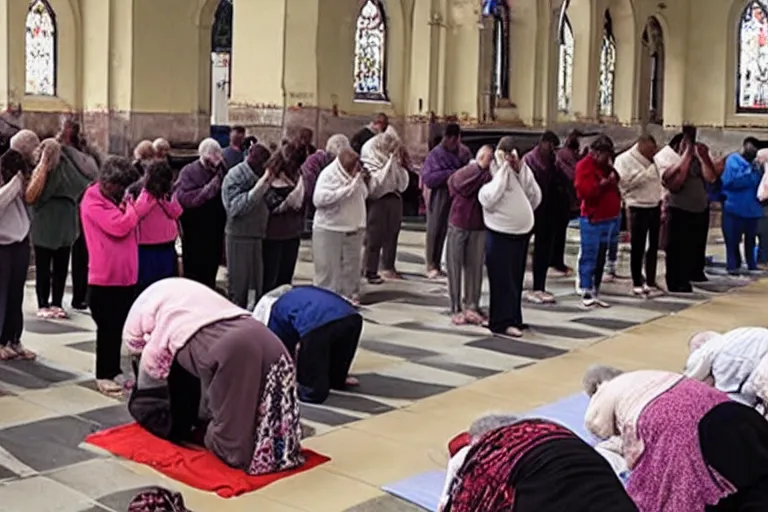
[438,446,469,511]
[614,144,663,208]
[312,158,368,232]
[478,159,541,235]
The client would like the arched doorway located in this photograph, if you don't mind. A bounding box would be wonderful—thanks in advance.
[210,0,232,125]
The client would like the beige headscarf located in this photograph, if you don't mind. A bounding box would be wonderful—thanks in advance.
[683,331,726,381]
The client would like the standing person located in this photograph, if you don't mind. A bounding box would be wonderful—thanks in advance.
[360,132,409,284]
[350,113,389,154]
[174,138,227,290]
[222,126,246,170]
[294,128,316,164]
[220,143,272,308]
[479,137,541,338]
[152,138,171,163]
[661,126,718,292]
[574,135,621,308]
[446,145,493,325]
[135,160,183,294]
[523,131,561,304]
[721,137,763,275]
[552,130,583,276]
[252,285,362,404]
[422,124,471,279]
[80,156,152,395]
[0,150,35,361]
[301,134,351,225]
[132,140,156,179]
[312,148,369,305]
[25,139,91,319]
[614,135,662,295]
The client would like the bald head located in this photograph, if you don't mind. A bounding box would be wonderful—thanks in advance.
[338,148,360,175]
[476,145,494,169]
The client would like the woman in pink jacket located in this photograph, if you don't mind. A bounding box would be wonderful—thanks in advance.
[80,156,151,396]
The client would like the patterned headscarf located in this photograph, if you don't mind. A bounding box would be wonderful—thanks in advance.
[127,487,191,512]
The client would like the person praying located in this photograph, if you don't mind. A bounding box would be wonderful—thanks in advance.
[351,113,389,154]
[221,143,272,308]
[132,140,156,179]
[614,134,662,295]
[294,127,316,165]
[479,137,541,338]
[660,126,718,292]
[252,285,361,404]
[312,148,368,305]
[721,137,764,275]
[584,365,768,512]
[152,138,171,163]
[301,134,352,226]
[523,131,562,304]
[223,125,246,170]
[552,130,583,276]
[422,123,471,279]
[174,138,227,290]
[574,135,621,308]
[360,132,409,284]
[445,145,493,325]
[124,278,304,475]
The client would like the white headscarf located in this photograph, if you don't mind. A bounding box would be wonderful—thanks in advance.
[252,285,293,325]
[684,331,727,381]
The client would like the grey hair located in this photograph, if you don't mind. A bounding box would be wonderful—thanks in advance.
[98,155,136,186]
[198,137,222,158]
[583,365,624,397]
[468,413,519,441]
[133,140,155,161]
[475,144,494,160]
[152,138,170,152]
[264,284,292,300]
[10,130,40,160]
[325,134,351,156]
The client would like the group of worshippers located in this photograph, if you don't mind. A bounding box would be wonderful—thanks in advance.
[437,326,768,511]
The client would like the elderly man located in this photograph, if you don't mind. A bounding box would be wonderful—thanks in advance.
[351,113,389,154]
[221,143,272,308]
[174,138,227,289]
[312,148,369,304]
[223,125,246,170]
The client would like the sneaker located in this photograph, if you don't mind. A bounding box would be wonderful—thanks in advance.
[594,296,611,308]
[582,293,597,308]
[366,274,384,285]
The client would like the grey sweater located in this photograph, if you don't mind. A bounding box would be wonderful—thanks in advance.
[221,161,270,238]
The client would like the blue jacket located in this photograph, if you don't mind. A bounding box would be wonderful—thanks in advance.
[722,153,764,219]
[267,286,358,355]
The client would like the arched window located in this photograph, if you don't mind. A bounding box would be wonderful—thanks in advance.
[598,10,616,117]
[557,12,574,113]
[737,1,768,113]
[25,0,56,96]
[353,0,387,101]
[643,17,664,124]
[491,2,510,99]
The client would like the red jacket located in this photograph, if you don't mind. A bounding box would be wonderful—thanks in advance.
[574,154,622,222]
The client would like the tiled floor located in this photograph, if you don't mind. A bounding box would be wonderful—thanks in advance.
[0,227,761,511]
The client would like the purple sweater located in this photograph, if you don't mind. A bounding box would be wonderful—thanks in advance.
[421,144,471,190]
[447,162,492,231]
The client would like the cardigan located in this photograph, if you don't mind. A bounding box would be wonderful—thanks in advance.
[478,157,541,235]
[312,158,368,232]
[614,144,663,208]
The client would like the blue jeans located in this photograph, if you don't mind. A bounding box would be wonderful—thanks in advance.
[722,211,758,272]
[579,217,617,292]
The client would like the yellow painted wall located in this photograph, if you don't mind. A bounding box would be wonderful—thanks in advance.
[80,0,109,111]
[443,0,480,121]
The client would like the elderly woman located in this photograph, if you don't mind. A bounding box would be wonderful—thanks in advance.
[174,138,227,289]
[360,132,409,284]
[479,137,541,338]
[152,138,171,162]
[312,148,369,304]
[80,156,152,395]
[252,285,361,404]
[9,129,40,167]
[25,138,91,319]
[132,140,156,179]
[0,150,34,361]
[124,277,303,475]
[301,134,351,223]
[221,143,272,307]
[685,328,768,409]
[584,365,768,511]
[442,413,637,512]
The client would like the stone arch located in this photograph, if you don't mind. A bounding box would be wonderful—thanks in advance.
[602,0,636,123]
[638,16,665,125]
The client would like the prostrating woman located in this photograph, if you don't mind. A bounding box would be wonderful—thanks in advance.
[442,417,637,512]
[252,285,361,404]
[133,160,183,294]
[124,277,304,475]
[478,136,541,338]
[584,365,768,511]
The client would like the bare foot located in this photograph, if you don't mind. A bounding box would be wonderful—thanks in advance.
[345,376,360,387]
[451,312,467,325]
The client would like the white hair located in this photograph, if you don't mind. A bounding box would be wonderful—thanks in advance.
[198,137,222,158]
[153,138,170,152]
[10,130,40,159]
[468,413,519,441]
[583,365,624,397]
[325,134,351,156]
[475,144,493,160]
[689,331,720,353]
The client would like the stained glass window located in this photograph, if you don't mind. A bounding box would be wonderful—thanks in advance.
[598,11,616,117]
[25,0,56,96]
[354,0,387,101]
[557,16,574,113]
[737,1,768,112]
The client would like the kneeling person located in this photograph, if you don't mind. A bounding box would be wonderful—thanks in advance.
[253,285,362,404]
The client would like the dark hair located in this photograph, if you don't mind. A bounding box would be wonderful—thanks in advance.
[497,136,517,154]
[99,156,138,188]
[444,123,461,139]
[638,134,657,145]
[682,124,697,142]
[243,136,258,151]
[0,149,28,183]
[265,142,303,181]
[541,131,560,146]
[744,136,760,147]
[144,160,174,199]
[589,135,615,154]
[669,133,684,152]
[230,125,246,135]
[247,143,272,172]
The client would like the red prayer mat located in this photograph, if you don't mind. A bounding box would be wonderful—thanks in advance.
[85,423,330,498]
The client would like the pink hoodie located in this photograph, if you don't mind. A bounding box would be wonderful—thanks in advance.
[80,183,152,286]
[136,189,183,245]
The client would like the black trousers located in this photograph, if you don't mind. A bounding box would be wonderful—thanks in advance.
[34,245,71,309]
[0,239,30,346]
[70,233,89,306]
[262,237,300,294]
[297,314,362,404]
[665,207,708,292]
[550,211,573,271]
[486,229,530,333]
[692,207,710,281]
[629,205,661,287]
[532,212,556,291]
[181,233,223,290]
[89,285,135,379]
